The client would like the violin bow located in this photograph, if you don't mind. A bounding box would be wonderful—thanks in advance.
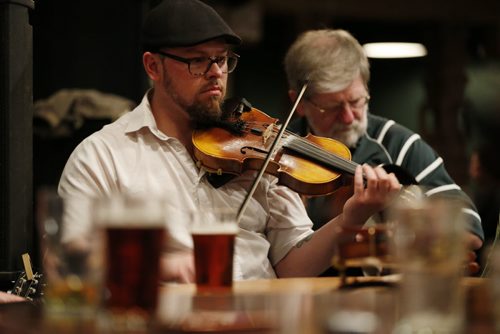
[236,81,309,223]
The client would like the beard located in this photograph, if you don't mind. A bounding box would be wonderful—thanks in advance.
[185,95,227,129]
[161,72,229,127]
[328,110,368,148]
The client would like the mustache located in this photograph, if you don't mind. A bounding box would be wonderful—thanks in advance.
[331,123,356,132]
[199,80,224,92]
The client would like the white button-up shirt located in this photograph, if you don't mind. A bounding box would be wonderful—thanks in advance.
[58,93,314,280]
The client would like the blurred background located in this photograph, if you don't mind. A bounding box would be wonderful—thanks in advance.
[1,0,499,274]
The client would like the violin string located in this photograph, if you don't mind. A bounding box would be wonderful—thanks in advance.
[286,135,358,174]
[273,127,359,174]
[240,121,358,174]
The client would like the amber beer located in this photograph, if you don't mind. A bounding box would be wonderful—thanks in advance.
[95,195,165,330]
[192,223,237,290]
[105,226,164,312]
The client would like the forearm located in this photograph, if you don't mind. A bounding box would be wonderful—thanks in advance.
[274,215,345,277]
[160,251,195,283]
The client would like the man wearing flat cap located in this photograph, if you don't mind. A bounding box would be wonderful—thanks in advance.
[58,0,400,282]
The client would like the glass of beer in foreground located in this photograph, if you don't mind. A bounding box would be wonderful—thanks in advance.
[37,189,102,331]
[94,194,165,332]
[191,208,238,292]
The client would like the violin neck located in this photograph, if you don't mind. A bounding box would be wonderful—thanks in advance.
[284,137,358,176]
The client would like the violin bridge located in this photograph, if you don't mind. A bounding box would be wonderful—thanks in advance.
[262,124,274,145]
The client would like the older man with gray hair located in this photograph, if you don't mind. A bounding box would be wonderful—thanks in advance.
[285,29,484,274]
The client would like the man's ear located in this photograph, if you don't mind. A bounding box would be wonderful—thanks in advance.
[143,52,162,81]
[288,89,306,117]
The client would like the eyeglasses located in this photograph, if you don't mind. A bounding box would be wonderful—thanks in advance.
[306,95,370,114]
[156,51,239,77]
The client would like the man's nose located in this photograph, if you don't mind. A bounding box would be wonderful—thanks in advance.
[205,62,223,78]
[338,105,355,124]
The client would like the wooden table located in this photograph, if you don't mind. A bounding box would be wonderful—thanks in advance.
[0,276,496,333]
[156,276,496,333]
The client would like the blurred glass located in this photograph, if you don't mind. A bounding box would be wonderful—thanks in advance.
[320,289,397,334]
[391,194,467,333]
[489,216,500,333]
[37,188,102,331]
[332,223,396,280]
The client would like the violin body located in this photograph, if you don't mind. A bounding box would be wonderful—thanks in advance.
[193,107,353,196]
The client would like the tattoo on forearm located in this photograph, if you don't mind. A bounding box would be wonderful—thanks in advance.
[296,233,314,248]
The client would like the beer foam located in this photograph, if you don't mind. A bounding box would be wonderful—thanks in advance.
[191,223,238,235]
[96,198,165,228]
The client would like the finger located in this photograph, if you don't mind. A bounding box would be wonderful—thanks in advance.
[373,166,389,178]
[465,232,483,251]
[378,173,401,196]
[387,172,402,190]
[466,262,481,276]
[373,167,391,191]
[354,165,364,194]
[467,250,477,263]
[362,164,377,192]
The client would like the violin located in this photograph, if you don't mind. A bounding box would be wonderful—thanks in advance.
[192,99,416,196]
[193,99,416,279]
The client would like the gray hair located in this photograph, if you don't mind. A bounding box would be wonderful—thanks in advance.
[284,29,370,96]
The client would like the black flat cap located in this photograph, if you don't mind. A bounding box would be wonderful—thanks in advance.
[142,0,242,51]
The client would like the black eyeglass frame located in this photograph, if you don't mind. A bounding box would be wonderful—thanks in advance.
[156,51,239,77]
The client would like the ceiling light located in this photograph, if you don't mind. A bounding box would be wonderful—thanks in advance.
[363,42,427,59]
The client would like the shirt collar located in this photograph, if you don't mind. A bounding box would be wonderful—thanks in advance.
[124,90,169,141]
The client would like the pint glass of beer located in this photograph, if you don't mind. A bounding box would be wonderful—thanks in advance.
[191,209,238,292]
[94,194,165,331]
